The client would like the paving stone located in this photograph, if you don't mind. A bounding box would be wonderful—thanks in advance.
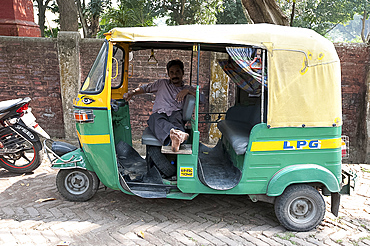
[290,236,317,246]
[180,230,212,245]
[241,232,270,246]
[198,231,225,245]
[256,234,284,245]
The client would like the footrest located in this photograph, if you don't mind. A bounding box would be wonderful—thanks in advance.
[161,144,192,154]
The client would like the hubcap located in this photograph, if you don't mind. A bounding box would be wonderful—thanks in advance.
[65,171,89,195]
[288,196,316,224]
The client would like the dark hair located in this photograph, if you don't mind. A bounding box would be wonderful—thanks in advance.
[166,59,184,74]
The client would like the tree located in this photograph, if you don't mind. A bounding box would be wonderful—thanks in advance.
[153,0,223,25]
[241,0,364,42]
[216,0,249,24]
[352,0,370,42]
[77,0,111,38]
[34,0,52,37]
[279,0,357,36]
[98,0,156,37]
[56,0,78,31]
[240,0,289,26]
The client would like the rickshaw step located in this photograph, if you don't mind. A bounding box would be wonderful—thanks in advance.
[161,144,192,154]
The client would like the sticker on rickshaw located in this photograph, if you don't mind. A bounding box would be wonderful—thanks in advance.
[180,167,194,177]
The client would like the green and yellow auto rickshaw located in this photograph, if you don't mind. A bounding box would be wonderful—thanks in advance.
[45,24,352,232]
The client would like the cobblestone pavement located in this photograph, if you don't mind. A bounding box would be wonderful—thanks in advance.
[0,156,369,246]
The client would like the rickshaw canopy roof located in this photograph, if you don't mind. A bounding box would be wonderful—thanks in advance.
[107,24,342,128]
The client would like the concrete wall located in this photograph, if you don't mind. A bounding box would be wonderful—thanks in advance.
[0,36,367,163]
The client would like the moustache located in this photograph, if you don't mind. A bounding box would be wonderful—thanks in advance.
[172,77,180,80]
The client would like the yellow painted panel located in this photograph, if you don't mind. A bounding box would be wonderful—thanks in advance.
[250,138,341,152]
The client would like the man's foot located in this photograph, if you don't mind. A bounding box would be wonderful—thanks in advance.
[170,129,189,152]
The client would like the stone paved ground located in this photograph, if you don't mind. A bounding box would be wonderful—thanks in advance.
[0,156,369,246]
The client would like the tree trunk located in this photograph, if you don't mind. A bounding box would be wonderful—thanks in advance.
[35,0,51,37]
[290,1,296,27]
[361,10,367,43]
[56,0,79,31]
[90,15,100,38]
[240,0,289,26]
[76,0,89,37]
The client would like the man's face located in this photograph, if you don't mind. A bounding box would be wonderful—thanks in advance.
[168,65,184,86]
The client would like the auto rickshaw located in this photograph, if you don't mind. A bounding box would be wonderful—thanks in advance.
[45,24,352,232]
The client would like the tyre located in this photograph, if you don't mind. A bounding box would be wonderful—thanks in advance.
[0,137,42,174]
[147,145,176,177]
[56,169,99,202]
[274,184,325,231]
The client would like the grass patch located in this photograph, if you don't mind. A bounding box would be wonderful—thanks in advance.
[361,167,370,173]
[276,232,295,240]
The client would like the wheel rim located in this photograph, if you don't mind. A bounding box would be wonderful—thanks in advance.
[288,196,316,224]
[0,139,36,168]
[65,171,90,195]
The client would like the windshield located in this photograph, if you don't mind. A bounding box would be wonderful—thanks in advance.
[80,41,108,93]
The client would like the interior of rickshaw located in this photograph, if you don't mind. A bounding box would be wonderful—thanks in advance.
[110,41,268,198]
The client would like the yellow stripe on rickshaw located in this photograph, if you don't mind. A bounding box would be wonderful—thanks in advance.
[79,134,111,144]
[250,138,341,152]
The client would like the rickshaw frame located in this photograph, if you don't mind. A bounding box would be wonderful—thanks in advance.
[46,24,352,232]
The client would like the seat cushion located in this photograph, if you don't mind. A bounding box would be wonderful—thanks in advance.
[217,120,252,155]
[141,127,162,146]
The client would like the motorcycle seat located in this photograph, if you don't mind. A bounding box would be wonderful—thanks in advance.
[0,97,30,113]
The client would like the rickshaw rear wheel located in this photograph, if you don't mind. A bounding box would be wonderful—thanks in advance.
[56,169,99,202]
[274,184,325,232]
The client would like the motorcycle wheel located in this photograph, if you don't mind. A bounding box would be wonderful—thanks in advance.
[0,140,42,174]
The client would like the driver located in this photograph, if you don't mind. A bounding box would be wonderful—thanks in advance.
[123,59,196,152]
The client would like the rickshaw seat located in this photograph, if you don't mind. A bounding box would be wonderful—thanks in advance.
[142,95,195,146]
[218,104,261,155]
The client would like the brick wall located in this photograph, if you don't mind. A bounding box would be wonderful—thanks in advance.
[335,43,369,163]
[0,36,63,137]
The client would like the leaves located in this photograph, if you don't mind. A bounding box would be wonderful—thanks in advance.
[98,0,156,38]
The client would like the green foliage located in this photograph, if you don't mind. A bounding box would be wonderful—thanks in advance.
[152,0,223,25]
[326,14,368,42]
[87,0,111,17]
[216,0,249,24]
[44,27,59,38]
[98,0,156,38]
[278,0,357,36]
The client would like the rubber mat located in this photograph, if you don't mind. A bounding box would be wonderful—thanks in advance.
[116,141,167,198]
[198,141,242,190]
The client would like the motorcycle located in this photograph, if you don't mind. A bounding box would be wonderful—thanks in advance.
[0,97,50,173]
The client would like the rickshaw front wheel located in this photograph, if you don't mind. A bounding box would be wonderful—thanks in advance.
[56,169,99,202]
[274,184,325,232]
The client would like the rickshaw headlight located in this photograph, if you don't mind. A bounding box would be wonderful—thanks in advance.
[74,110,94,123]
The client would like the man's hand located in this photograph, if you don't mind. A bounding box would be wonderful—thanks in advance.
[123,91,134,101]
[176,89,190,102]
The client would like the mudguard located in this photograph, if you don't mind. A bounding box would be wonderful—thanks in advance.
[51,148,93,171]
[267,164,340,196]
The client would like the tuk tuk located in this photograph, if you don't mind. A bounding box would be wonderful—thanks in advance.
[45,24,351,232]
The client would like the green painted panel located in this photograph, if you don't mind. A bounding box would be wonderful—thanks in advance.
[266,164,340,196]
[238,123,342,195]
[75,109,120,190]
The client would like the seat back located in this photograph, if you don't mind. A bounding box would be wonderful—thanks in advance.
[183,95,195,121]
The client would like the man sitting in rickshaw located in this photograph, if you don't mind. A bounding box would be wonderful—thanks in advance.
[123,59,196,152]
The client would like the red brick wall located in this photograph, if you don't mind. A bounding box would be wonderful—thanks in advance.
[0,37,62,137]
[335,43,369,163]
